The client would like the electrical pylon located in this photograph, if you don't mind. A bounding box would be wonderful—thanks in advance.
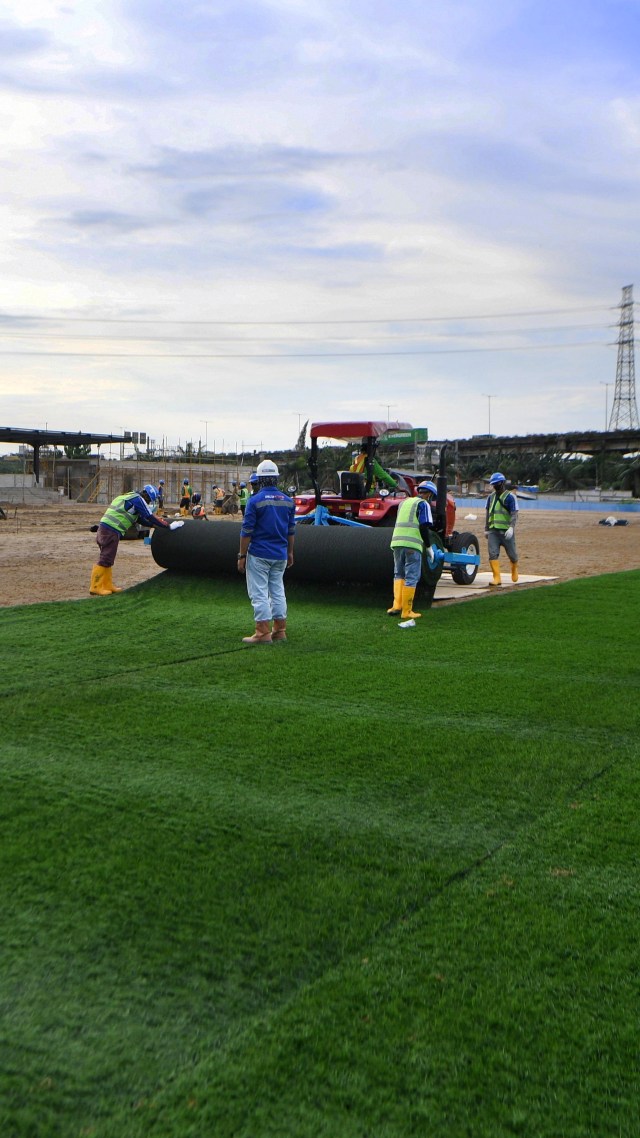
[609,284,639,430]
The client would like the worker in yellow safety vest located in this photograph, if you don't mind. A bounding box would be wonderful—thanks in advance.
[388,480,437,620]
[485,472,519,585]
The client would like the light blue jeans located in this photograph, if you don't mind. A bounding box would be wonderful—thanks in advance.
[246,554,287,622]
[393,548,422,588]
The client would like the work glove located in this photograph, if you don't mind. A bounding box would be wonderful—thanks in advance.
[505,526,514,540]
[169,520,185,530]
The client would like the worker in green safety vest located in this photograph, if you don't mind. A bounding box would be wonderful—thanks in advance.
[485,472,519,586]
[388,480,437,621]
[90,485,180,596]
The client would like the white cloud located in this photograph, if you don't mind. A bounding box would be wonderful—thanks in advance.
[0,0,637,454]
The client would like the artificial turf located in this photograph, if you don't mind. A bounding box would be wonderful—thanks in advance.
[0,570,638,1136]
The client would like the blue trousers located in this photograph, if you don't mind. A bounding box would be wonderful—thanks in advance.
[392,547,422,588]
[246,554,287,622]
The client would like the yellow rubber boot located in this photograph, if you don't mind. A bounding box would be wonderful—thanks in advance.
[511,561,519,583]
[400,585,422,619]
[489,560,502,586]
[89,565,112,596]
[103,566,122,593]
[387,578,404,615]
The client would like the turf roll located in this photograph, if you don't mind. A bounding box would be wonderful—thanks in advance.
[151,519,396,585]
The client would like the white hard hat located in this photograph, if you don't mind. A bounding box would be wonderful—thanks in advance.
[256,459,279,476]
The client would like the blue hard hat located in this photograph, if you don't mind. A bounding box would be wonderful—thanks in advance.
[239,482,246,488]
[142,484,157,502]
[249,473,259,484]
[417,480,437,495]
[489,472,506,486]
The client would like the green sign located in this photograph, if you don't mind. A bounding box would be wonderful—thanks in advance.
[381,428,428,445]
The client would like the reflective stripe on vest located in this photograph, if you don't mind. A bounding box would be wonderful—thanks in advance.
[390,497,423,553]
[100,493,139,535]
[488,492,511,530]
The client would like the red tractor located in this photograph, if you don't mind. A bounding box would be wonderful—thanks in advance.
[294,420,480,585]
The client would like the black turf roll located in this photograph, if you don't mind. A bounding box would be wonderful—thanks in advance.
[151,519,395,585]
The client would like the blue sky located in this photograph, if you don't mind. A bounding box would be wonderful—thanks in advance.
[1,0,639,454]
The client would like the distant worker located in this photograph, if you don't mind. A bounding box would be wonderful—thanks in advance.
[485,472,519,585]
[90,485,180,596]
[248,473,259,493]
[191,491,207,519]
[238,482,249,515]
[212,484,225,514]
[237,459,296,645]
[156,479,165,512]
[179,478,193,516]
[388,480,437,620]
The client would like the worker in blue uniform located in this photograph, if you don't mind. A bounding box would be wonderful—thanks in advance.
[237,459,296,645]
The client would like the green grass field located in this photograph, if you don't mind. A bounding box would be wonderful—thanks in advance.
[1,570,639,1137]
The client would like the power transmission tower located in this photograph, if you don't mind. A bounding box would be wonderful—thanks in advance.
[609,284,639,430]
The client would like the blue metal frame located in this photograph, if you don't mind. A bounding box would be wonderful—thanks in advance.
[295,504,370,528]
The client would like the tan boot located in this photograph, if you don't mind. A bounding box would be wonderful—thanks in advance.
[511,561,519,583]
[272,619,287,642]
[489,560,502,586]
[242,621,273,645]
[400,584,422,619]
[89,565,112,596]
[387,578,404,615]
[103,566,122,593]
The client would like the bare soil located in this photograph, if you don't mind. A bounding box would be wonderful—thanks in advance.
[0,502,638,608]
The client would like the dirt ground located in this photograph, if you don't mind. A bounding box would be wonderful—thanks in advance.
[0,502,638,608]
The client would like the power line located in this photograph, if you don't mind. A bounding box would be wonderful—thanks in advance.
[0,340,611,360]
[0,321,613,344]
[0,303,617,327]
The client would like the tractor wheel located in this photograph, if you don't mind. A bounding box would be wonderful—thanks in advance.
[449,531,480,585]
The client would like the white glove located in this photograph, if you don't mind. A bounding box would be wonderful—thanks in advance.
[169,520,185,530]
[505,526,514,540]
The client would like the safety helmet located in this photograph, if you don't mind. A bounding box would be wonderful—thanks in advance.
[158,479,165,486]
[183,478,189,485]
[191,491,201,504]
[249,473,259,484]
[239,482,246,488]
[489,472,506,486]
[256,459,279,477]
[142,484,157,502]
[417,480,437,496]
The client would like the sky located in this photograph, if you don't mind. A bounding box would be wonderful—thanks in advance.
[1,0,640,455]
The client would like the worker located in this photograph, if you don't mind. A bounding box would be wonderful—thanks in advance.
[485,472,519,585]
[238,482,249,515]
[212,484,225,514]
[349,439,398,491]
[191,491,207,519]
[90,485,180,596]
[156,479,165,512]
[388,480,437,620]
[237,459,296,645]
[179,478,193,516]
[248,473,259,493]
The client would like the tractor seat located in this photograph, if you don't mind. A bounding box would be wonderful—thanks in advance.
[339,471,366,499]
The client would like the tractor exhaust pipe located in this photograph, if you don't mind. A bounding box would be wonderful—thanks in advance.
[434,444,448,536]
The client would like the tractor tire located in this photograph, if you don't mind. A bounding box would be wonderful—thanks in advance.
[449,531,480,585]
